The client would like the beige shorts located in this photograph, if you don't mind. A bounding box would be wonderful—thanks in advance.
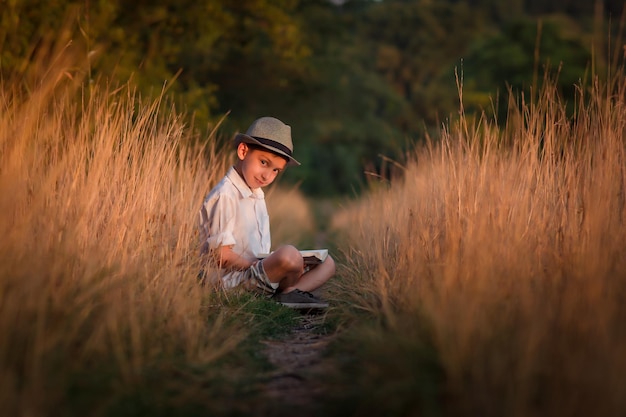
[200,260,279,294]
[241,260,279,295]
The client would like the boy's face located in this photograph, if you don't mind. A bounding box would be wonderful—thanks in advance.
[236,143,287,189]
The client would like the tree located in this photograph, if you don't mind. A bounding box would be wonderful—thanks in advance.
[355,0,485,132]
[462,15,593,118]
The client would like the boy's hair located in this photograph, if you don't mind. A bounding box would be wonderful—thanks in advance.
[244,143,290,165]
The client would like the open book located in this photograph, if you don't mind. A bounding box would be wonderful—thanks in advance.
[257,249,328,265]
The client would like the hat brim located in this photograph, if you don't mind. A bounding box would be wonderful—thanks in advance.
[235,133,301,166]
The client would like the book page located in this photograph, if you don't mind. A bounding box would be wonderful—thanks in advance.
[300,249,328,265]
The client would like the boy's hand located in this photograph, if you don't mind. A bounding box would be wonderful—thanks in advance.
[212,245,257,271]
[302,263,319,274]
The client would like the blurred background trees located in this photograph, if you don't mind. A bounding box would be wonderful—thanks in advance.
[1,0,621,195]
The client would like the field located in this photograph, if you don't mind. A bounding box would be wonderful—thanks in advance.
[1,50,625,416]
[328,72,626,416]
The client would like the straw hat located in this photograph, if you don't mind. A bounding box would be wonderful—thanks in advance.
[234,117,300,166]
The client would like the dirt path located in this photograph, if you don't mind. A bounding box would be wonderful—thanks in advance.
[260,312,335,414]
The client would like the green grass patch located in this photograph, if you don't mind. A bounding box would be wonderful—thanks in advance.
[57,291,303,417]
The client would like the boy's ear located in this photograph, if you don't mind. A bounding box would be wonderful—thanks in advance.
[236,142,249,160]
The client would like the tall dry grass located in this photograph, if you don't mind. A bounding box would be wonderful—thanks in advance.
[266,185,316,248]
[331,72,626,416]
[0,51,247,414]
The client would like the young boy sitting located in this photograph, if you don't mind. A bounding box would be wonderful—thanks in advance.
[198,116,335,309]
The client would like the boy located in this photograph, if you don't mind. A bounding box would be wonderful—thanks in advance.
[198,116,335,309]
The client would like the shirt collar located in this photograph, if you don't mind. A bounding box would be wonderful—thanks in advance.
[226,166,265,200]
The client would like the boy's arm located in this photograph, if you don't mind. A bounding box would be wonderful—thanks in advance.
[212,245,257,271]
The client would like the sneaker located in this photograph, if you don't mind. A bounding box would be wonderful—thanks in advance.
[272,289,329,310]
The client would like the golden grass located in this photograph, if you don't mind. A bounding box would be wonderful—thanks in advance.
[331,73,626,416]
[266,184,316,248]
[0,52,247,414]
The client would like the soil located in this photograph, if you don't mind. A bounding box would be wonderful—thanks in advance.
[259,311,336,415]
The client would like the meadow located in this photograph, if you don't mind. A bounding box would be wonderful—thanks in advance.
[1,48,625,417]
[0,50,316,416]
[328,71,626,416]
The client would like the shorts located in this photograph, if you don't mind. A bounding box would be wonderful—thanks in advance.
[241,260,279,295]
[200,260,279,295]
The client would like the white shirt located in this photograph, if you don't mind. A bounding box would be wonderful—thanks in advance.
[198,167,271,288]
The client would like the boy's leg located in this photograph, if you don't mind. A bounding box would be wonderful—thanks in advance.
[294,254,335,293]
[262,245,336,293]
[261,245,303,292]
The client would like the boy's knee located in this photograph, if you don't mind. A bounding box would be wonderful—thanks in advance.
[275,245,303,271]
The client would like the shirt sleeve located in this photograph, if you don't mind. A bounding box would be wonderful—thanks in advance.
[200,193,238,250]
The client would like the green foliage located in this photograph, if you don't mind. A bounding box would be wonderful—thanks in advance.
[278,0,411,195]
[1,0,616,195]
[188,0,312,131]
[358,0,483,128]
[463,15,593,118]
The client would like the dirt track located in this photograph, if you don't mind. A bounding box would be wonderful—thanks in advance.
[260,312,335,414]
